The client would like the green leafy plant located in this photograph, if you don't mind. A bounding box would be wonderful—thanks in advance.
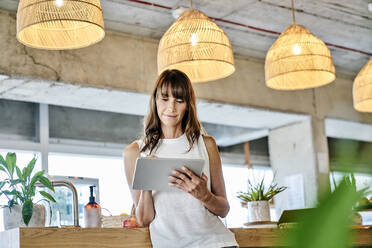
[0,152,56,226]
[331,172,371,211]
[236,177,286,203]
[285,176,368,248]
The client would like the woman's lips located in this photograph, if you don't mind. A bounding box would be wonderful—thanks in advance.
[164,114,176,118]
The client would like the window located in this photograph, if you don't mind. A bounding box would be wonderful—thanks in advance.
[222,164,276,227]
[47,175,99,226]
[0,150,41,231]
[48,153,133,223]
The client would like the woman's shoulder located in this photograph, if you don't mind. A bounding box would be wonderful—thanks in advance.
[201,134,217,147]
[123,141,140,157]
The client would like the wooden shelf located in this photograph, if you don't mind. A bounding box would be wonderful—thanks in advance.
[1,226,371,248]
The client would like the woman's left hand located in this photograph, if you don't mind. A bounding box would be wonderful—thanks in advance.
[168,166,212,203]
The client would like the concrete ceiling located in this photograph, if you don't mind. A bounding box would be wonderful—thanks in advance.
[0,0,370,76]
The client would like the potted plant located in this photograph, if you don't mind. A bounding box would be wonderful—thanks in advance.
[331,172,371,225]
[0,152,56,230]
[237,177,286,223]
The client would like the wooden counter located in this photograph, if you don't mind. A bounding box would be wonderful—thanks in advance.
[1,226,371,248]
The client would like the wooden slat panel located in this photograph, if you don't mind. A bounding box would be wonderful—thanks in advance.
[231,228,285,247]
[0,226,371,248]
[19,227,152,248]
[352,227,372,247]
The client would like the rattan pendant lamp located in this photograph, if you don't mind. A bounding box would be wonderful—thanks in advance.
[353,58,372,112]
[157,0,235,83]
[16,0,105,50]
[265,0,335,90]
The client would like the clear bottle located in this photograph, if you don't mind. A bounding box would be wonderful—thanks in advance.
[84,185,102,228]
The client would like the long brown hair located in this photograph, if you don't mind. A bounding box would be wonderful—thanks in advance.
[141,69,201,154]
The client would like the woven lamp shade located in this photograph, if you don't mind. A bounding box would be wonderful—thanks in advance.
[158,9,235,83]
[353,57,372,112]
[17,0,105,50]
[265,24,335,90]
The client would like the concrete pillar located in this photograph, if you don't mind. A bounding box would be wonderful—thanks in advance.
[268,117,330,216]
[312,117,331,198]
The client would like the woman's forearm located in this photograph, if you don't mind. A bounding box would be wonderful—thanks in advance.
[201,191,230,218]
[135,190,155,227]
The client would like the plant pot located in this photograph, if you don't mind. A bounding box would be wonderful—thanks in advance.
[352,212,362,225]
[3,204,46,230]
[247,200,270,222]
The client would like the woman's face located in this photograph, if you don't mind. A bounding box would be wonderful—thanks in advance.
[156,85,187,129]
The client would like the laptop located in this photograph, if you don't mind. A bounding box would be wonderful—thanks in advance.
[278,208,315,225]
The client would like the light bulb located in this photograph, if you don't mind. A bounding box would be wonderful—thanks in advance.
[55,0,64,7]
[293,43,301,55]
[190,33,198,46]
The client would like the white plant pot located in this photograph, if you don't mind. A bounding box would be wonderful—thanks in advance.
[3,204,46,230]
[247,201,270,222]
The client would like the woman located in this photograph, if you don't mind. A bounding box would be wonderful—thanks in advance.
[124,69,238,248]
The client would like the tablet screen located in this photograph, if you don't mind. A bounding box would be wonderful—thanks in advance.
[132,157,205,191]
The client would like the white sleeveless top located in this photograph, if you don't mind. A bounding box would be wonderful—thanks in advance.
[136,133,238,248]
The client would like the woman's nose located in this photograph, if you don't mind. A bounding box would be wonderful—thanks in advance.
[167,100,176,111]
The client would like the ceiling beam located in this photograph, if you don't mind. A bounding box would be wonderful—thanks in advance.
[325,118,372,142]
[215,129,269,147]
[0,76,307,131]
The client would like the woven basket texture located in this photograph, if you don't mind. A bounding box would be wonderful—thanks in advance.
[265,24,335,90]
[158,9,235,83]
[101,215,130,228]
[353,57,372,112]
[17,0,105,50]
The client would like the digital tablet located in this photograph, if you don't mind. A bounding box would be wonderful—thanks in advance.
[132,157,205,191]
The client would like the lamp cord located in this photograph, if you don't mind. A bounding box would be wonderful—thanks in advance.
[190,0,193,10]
[291,0,296,25]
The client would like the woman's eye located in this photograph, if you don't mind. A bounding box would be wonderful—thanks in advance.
[162,98,168,101]
[176,99,184,103]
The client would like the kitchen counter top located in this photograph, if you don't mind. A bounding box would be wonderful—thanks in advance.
[1,226,371,248]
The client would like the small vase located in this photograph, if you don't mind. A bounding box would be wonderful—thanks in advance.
[247,200,270,222]
[3,204,46,230]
